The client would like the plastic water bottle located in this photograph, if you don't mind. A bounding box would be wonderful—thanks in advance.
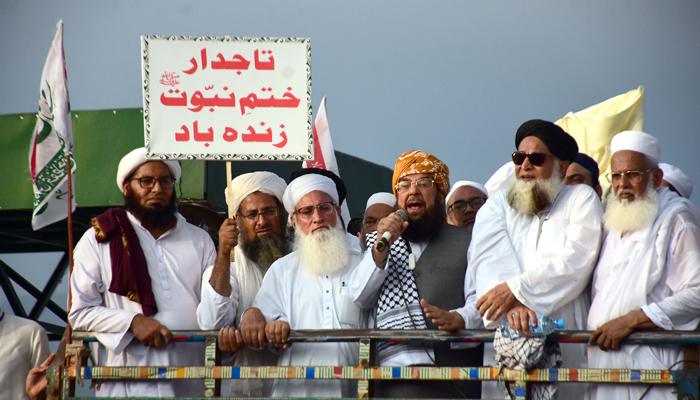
[499,316,565,338]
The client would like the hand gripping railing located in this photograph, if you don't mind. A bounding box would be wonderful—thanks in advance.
[47,329,700,400]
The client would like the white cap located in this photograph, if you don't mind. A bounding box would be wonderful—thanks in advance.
[365,192,396,211]
[283,174,339,214]
[660,163,693,199]
[225,171,287,213]
[485,162,514,196]
[446,181,488,205]
[116,147,181,193]
[611,130,661,163]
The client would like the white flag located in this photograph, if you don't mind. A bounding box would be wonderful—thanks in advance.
[303,96,351,224]
[29,20,76,230]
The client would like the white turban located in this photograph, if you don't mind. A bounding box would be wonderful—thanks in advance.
[611,130,661,163]
[485,162,514,196]
[283,174,339,214]
[116,147,181,193]
[365,192,396,211]
[446,181,488,205]
[225,171,287,213]
[660,163,693,199]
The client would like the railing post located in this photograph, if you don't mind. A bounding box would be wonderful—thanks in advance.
[204,335,220,398]
[47,365,62,400]
[63,336,84,398]
[48,329,70,400]
[62,349,73,399]
[513,380,528,400]
[671,371,700,400]
[357,337,371,399]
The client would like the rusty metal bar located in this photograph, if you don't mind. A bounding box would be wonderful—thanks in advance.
[70,329,700,344]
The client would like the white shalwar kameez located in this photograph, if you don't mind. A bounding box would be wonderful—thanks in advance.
[588,188,700,400]
[69,212,217,398]
[469,184,603,400]
[252,233,366,398]
[198,246,283,398]
[0,309,50,400]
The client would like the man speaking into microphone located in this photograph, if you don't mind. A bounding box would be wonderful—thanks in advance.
[350,150,483,399]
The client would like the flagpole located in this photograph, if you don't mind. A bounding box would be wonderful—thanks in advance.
[226,161,235,262]
[65,153,74,345]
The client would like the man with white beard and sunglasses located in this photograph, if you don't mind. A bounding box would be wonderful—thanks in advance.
[587,131,700,400]
[469,119,603,399]
[238,172,366,398]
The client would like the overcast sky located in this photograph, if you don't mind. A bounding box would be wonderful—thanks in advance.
[2,0,700,319]
[2,0,699,202]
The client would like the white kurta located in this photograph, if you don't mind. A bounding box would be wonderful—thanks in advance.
[69,212,217,398]
[0,310,50,400]
[197,246,279,397]
[196,252,241,331]
[253,233,366,398]
[588,188,700,400]
[469,183,603,400]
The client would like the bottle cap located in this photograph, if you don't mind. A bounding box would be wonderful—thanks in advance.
[556,319,565,329]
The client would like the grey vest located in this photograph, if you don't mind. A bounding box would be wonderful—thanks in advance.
[413,223,482,371]
[413,223,470,321]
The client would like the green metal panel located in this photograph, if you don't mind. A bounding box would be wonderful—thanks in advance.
[71,109,147,207]
[0,113,37,210]
[0,109,205,210]
[1,109,391,213]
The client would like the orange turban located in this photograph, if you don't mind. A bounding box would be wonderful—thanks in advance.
[392,150,450,196]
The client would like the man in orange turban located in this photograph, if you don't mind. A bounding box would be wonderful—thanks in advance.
[350,150,483,399]
[391,150,450,197]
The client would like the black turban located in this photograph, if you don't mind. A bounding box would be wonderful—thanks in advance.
[573,153,600,184]
[346,211,364,236]
[290,168,347,206]
[515,119,578,163]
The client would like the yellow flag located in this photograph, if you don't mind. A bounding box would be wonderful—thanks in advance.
[556,87,644,194]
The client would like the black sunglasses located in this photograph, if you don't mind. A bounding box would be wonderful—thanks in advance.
[512,151,548,167]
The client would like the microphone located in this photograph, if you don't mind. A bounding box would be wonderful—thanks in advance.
[375,209,409,252]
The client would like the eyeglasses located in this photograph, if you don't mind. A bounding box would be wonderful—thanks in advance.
[395,178,436,193]
[240,207,279,222]
[128,176,175,189]
[605,169,652,184]
[512,152,548,167]
[294,202,336,220]
[448,198,487,213]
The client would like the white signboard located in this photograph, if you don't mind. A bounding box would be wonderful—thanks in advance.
[141,36,312,160]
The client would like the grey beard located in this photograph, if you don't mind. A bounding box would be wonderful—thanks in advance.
[463,221,475,234]
[239,230,291,270]
[506,164,561,214]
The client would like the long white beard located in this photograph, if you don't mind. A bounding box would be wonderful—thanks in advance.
[604,180,658,232]
[506,162,561,214]
[294,221,350,277]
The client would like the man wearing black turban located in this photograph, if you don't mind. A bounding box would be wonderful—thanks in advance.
[470,119,603,400]
[515,119,579,163]
[564,153,603,198]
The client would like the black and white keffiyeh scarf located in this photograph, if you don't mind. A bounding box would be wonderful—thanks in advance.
[365,231,430,363]
[493,329,562,400]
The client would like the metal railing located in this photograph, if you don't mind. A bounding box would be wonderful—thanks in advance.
[47,329,700,400]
